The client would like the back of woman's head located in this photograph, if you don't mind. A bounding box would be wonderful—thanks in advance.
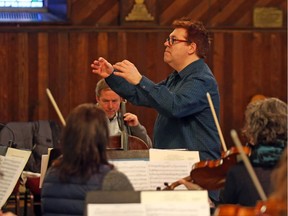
[57,103,111,181]
[243,97,287,145]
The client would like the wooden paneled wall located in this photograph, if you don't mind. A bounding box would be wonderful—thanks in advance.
[0,0,287,147]
[69,0,287,27]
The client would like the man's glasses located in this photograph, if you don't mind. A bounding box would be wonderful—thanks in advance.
[166,37,191,46]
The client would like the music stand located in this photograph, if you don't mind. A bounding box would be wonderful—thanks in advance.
[85,191,141,216]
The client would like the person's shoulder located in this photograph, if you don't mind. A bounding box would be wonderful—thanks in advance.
[104,169,131,183]
[228,162,247,174]
[102,168,134,190]
[43,167,60,182]
[105,169,126,178]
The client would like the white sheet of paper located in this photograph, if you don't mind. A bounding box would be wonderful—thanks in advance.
[39,154,49,188]
[87,203,145,216]
[6,147,31,161]
[39,148,54,188]
[149,149,200,162]
[141,190,208,203]
[0,148,31,208]
[112,161,193,190]
[145,203,210,216]
[87,191,210,216]
[112,161,150,190]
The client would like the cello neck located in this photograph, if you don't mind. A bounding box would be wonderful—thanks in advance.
[119,100,129,151]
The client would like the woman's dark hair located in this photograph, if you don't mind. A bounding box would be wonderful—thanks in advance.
[172,17,210,59]
[54,103,113,182]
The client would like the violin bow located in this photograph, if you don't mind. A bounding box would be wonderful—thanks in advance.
[206,92,227,151]
[46,88,66,126]
[231,129,267,201]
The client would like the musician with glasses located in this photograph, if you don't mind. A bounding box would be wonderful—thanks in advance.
[91,17,221,200]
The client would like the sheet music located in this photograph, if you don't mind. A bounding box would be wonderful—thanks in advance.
[0,148,31,208]
[112,161,150,190]
[6,147,31,160]
[112,161,193,190]
[87,191,210,216]
[39,148,53,188]
[39,155,48,188]
[148,161,191,190]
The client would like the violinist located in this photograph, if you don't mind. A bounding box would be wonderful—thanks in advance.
[219,97,287,206]
[95,79,152,147]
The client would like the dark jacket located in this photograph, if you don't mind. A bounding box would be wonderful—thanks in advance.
[41,165,134,216]
[220,141,286,206]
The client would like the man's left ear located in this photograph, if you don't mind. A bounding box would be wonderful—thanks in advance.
[188,42,197,55]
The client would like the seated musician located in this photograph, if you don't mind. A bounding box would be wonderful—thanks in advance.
[41,104,134,216]
[219,97,287,206]
[95,79,152,147]
[179,97,287,208]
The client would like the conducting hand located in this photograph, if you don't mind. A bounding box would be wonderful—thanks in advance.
[123,113,139,127]
[91,57,114,78]
[113,60,142,85]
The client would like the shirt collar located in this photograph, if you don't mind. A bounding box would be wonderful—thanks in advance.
[177,59,204,78]
[108,113,118,122]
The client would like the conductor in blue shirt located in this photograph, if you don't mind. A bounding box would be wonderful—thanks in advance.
[91,16,221,185]
[92,17,221,161]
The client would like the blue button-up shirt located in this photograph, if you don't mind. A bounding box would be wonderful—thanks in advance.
[106,59,221,161]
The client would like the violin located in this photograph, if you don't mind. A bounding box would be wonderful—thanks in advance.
[161,145,251,190]
[213,204,255,216]
[213,198,287,216]
[254,198,287,216]
[189,145,251,190]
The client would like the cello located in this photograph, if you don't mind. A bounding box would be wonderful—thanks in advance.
[107,100,149,150]
[108,135,149,150]
[46,89,149,150]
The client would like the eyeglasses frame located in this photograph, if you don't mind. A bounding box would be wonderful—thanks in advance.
[166,37,191,46]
